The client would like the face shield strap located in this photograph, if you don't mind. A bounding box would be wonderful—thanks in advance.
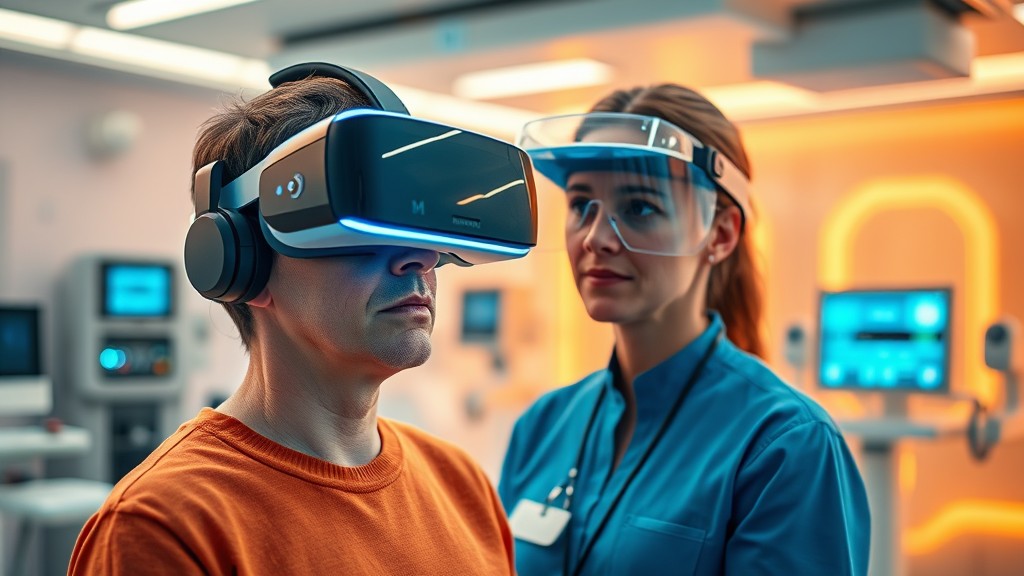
[691,146,750,231]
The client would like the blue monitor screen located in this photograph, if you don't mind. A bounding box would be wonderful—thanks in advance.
[818,288,951,393]
[102,264,173,318]
[0,307,41,377]
[462,290,500,342]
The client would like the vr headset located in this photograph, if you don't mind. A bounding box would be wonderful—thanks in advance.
[184,62,539,304]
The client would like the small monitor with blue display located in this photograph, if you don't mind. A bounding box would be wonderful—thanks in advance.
[818,288,952,394]
[0,304,51,416]
[461,290,501,344]
[101,263,174,318]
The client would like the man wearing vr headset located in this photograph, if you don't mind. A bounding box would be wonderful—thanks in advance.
[499,86,870,575]
[69,63,536,574]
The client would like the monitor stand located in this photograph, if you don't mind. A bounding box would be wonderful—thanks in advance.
[857,394,913,576]
[841,394,971,576]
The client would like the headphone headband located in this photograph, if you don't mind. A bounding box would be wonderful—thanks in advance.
[187,62,409,303]
[268,62,409,115]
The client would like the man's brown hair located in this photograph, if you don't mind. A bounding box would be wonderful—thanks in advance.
[190,77,372,351]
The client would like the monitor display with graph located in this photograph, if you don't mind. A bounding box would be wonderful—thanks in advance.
[818,288,952,394]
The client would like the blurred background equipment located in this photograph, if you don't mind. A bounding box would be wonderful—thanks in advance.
[0,303,110,576]
[815,288,1022,576]
[42,255,187,576]
[0,305,50,417]
[52,255,185,484]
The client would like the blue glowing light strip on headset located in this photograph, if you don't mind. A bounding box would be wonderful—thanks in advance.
[338,218,531,256]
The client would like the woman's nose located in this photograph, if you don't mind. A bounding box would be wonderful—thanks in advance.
[580,209,623,255]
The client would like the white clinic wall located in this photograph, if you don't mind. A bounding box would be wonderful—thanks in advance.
[0,52,251,419]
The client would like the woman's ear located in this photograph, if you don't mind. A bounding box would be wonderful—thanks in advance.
[247,287,273,308]
[706,205,742,264]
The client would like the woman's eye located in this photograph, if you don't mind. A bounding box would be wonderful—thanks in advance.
[625,199,663,218]
[568,197,591,215]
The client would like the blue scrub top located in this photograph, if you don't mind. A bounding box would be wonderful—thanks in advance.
[499,312,870,575]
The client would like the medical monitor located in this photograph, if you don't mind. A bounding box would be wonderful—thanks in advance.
[461,290,501,344]
[818,288,952,394]
[100,262,174,318]
[0,304,51,416]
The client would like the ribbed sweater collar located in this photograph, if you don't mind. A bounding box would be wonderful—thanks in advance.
[193,408,405,493]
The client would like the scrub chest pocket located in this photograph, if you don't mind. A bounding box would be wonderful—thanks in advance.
[609,514,706,575]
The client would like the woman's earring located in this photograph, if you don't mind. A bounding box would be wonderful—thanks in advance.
[708,253,716,265]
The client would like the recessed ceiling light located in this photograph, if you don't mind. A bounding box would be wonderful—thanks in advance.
[107,0,260,30]
[0,8,75,49]
[453,58,614,100]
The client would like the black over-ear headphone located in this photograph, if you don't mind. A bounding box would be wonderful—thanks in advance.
[183,62,409,304]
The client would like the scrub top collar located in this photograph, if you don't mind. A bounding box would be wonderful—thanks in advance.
[605,311,725,420]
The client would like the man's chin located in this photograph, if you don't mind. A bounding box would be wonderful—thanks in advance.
[376,332,433,371]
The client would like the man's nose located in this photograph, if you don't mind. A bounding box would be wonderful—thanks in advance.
[389,247,441,276]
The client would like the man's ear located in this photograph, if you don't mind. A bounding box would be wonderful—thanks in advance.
[707,205,742,264]
[248,287,272,308]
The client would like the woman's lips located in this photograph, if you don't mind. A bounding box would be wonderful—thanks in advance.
[583,268,631,286]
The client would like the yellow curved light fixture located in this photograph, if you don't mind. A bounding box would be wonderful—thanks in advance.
[819,175,999,405]
[820,175,1022,561]
[905,500,1024,556]
[750,205,775,362]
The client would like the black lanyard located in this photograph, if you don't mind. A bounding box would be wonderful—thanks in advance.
[559,327,723,576]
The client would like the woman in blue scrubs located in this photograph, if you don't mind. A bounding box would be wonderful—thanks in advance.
[499,85,870,575]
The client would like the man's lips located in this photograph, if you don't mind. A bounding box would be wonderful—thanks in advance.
[381,295,434,313]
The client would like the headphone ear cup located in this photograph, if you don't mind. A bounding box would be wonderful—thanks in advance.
[233,212,273,304]
[185,211,240,302]
[185,210,271,304]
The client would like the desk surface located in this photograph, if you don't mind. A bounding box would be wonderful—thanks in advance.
[0,426,91,463]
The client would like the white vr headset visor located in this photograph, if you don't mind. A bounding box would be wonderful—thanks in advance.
[217,108,539,266]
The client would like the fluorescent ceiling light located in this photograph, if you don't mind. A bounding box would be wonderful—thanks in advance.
[704,50,1024,123]
[70,27,262,84]
[453,58,614,100]
[703,81,819,118]
[107,0,259,30]
[0,8,535,136]
[0,8,75,49]
[391,84,541,137]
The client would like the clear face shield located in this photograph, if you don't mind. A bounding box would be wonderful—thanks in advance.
[518,113,751,257]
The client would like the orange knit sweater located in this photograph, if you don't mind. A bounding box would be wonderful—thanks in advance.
[68,408,514,575]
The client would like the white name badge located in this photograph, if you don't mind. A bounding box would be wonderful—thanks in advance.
[508,499,572,547]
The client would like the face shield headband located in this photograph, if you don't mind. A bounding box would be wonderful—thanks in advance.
[517,112,750,257]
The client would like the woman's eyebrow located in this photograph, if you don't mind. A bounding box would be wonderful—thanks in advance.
[566,182,593,193]
[615,184,667,198]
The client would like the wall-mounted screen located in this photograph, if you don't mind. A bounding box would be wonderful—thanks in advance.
[101,263,173,318]
[818,288,952,394]
[461,290,501,343]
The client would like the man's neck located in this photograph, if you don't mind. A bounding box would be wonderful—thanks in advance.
[218,337,389,467]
